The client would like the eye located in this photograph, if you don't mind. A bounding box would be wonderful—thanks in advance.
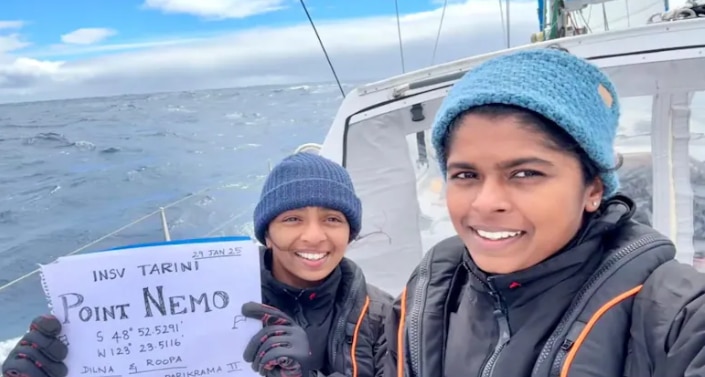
[512,170,544,178]
[449,171,477,180]
[326,216,345,223]
[281,216,301,223]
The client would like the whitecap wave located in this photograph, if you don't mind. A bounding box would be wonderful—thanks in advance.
[0,336,20,360]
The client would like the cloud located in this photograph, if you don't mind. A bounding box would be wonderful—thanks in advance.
[0,34,29,53]
[0,0,533,102]
[0,20,29,53]
[0,0,686,103]
[0,20,25,30]
[142,0,288,19]
[60,28,117,45]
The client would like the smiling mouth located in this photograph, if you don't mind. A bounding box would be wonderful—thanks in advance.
[294,252,329,261]
[472,228,525,241]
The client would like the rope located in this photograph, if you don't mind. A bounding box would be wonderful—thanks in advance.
[0,184,217,292]
[430,0,449,65]
[394,0,406,73]
[649,0,705,22]
[298,0,345,98]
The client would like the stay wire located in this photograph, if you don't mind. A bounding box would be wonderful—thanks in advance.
[394,0,406,73]
[298,0,345,97]
[431,0,449,65]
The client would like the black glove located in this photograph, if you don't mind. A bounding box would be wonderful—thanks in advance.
[2,315,68,377]
[241,302,312,377]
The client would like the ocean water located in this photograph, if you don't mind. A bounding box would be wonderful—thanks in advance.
[0,83,349,358]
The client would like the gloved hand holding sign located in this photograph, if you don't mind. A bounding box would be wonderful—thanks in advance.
[2,315,68,377]
[241,302,312,377]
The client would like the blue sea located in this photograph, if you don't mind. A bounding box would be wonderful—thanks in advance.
[0,83,350,357]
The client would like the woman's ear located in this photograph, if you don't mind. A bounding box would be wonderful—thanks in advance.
[584,178,604,213]
[264,230,272,249]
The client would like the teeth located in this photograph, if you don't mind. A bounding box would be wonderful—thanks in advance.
[295,252,327,261]
[475,229,522,240]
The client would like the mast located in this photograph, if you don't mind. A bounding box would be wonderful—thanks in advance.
[531,0,619,42]
[538,0,546,31]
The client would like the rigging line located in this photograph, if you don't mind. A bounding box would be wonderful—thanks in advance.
[592,0,660,30]
[505,0,511,48]
[0,183,221,293]
[498,0,507,48]
[298,0,345,98]
[579,9,593,32]
[394,0,406,73]
[579,7,593,33]
[601,2,609,31]
[431,0,449,65]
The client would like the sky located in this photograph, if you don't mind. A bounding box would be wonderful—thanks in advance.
[0,0,675,103]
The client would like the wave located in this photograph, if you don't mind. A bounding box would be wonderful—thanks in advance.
[0,337,19,360]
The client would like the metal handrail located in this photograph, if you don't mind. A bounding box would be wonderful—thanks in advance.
[159,207,171,241]
[294,143,323,154]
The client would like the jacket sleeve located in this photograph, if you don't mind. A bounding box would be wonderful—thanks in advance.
[372,305,388,377]
[381,293,404,377]
[365,285,394,377]
[632,259,705,376]
[382,266,420,377]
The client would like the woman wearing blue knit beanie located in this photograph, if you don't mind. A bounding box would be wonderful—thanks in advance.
[237,152,391,377]
[383,48,705,377]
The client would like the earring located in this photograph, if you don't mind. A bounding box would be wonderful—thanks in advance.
[593,201,599,208]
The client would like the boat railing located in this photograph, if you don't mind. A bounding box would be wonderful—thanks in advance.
[294,142,323,154]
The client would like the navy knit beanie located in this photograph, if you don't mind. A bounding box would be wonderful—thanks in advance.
[432,48,621,198]
[253,152,362,245]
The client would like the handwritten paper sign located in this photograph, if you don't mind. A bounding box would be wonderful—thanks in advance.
[39,236,262,377]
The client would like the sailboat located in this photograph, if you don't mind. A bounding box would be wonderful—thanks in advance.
[298,0,705,294]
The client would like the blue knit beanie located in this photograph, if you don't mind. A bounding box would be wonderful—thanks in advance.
[432,48,621,198]
[253,152,362,245]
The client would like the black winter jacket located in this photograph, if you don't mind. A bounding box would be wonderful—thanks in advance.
[383,195,705,377]
[260,248,392,377]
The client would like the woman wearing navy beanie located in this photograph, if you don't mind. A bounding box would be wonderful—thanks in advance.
[383,47,705,377]
[239,152,391,377]
[1,152,391,377]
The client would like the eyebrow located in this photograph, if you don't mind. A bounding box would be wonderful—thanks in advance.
[447,157,554,171]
